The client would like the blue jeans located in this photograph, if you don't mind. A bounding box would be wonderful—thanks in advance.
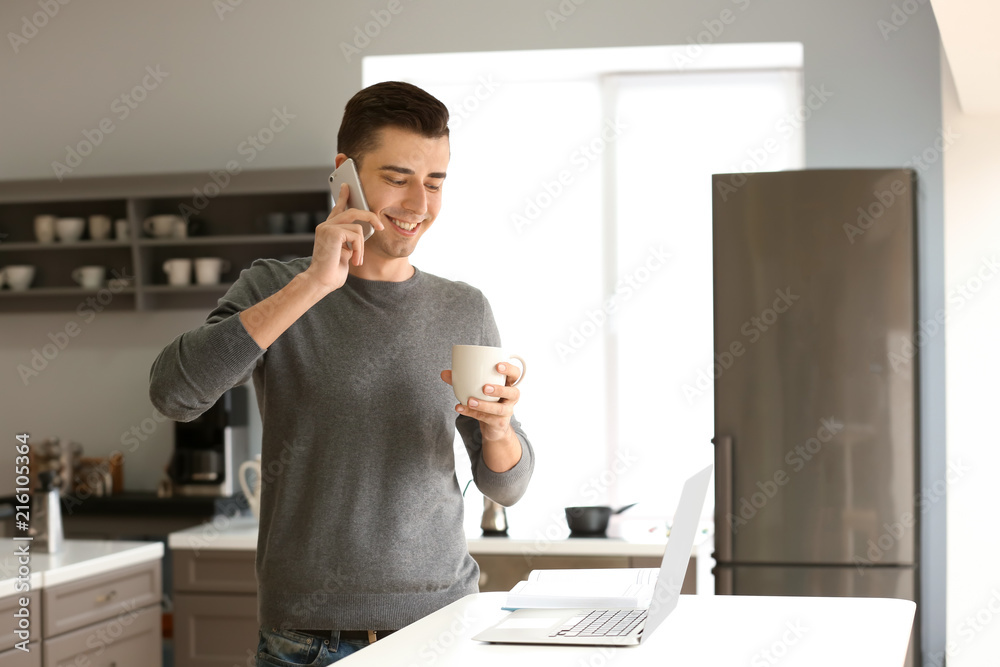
[256,627,369,666]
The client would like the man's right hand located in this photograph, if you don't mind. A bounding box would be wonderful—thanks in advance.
[305,182,384,293]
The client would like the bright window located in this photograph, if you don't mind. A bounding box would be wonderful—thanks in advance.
[364,44,804,536]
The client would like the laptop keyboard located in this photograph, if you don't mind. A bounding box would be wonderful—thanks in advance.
[550,609,647,638]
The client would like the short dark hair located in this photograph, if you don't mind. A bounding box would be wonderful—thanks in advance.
[337,81,450,166]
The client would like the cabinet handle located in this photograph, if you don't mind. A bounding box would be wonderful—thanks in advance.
[96,589,117,603]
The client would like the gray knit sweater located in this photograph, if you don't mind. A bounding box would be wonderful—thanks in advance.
[149,258,534,630]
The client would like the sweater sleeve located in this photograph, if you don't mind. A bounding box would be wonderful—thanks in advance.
[456,294,535,507]
[148,262,274,422]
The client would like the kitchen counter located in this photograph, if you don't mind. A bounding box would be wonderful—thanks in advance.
[168,515,712,557]
[0,539,163,596]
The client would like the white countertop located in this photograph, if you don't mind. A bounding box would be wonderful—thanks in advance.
[0,539,163,597]
[336,592,915,667]
[168,515,712,559]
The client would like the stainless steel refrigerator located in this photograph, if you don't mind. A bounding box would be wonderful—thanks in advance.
[711,169,919,666]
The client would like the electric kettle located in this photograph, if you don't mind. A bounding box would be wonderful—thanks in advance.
[238,455,262,520]
[481,496,508,535]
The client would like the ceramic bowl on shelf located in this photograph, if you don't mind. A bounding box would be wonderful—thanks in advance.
[55,217,85,242]
[1,265,36,291]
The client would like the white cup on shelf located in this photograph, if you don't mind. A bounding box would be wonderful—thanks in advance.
[34,215,56,243]
[55,217,85,242]
[194,257,230,285]
[115,219,130,241]
[1,265,36,291]
[163,258,192,286]
[88,215,112,240]
[144,215,182,238]
[71,266,106,289]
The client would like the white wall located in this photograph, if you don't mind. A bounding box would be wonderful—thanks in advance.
[942,54,1000,667]
[0,0,947,659]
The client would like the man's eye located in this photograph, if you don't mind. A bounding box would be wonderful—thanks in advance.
[387,178,405,186]
[426,184,441,192]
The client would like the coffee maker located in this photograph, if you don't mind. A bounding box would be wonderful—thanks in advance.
[168,385,251,496]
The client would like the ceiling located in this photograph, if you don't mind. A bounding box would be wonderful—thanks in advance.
[931,0,1000,114]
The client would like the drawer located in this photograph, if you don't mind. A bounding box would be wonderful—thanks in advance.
[0,641,41,667]
[43,560,161,638]
[173,550,257,594]
[43,603,160,667]
[0,592,40,652]
[174,593,258,667]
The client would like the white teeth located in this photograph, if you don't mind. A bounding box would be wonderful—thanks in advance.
[390,216,417,231]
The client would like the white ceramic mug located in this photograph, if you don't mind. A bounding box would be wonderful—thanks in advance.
[144,214,182,238]
[115,219,130,241]
[450,345,526,406]
[1,265,36,291]
[34,215,56,243]
[71,266,105,289]
[238,456,262,520]
[88,215,112,240]
[55,217,85,242]
[194,257,230,285]
[163,258,192,286]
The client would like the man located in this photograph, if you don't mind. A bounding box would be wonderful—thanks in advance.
[149,81,534,665]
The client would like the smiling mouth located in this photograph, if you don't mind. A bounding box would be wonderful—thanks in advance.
[386,215,420,233]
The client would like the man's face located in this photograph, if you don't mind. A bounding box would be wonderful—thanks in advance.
[350,126,449,261]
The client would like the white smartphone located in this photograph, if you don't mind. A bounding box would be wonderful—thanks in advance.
[328,158,374,240]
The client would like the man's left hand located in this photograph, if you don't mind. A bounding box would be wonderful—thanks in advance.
[440,362,521,442]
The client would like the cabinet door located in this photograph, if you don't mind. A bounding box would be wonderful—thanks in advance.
[0,593,40,651]
[0,642,41,667]
[43,560,161,638]
[173,549,257,594]
[43,603,160,667]
[173,593,258,667]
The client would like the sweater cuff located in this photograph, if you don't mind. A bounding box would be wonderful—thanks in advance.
[477,430,533,506]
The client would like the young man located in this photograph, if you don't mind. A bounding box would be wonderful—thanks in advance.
[149,81,534,665]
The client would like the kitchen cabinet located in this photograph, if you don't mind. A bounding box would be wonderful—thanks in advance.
[171,550,257,667]
[167,516,705,666]
[0,168,330,312]
[0,541,163,667]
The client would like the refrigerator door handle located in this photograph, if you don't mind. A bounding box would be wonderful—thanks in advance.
[712,435,734,594]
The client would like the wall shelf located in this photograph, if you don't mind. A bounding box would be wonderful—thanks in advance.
[0,168,330,312]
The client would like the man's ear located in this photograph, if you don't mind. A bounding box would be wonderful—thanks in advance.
[334,153,348,169]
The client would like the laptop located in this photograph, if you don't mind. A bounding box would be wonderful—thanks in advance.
[473,464,712,646]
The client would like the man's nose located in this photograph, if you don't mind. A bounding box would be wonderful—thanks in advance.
[401,182,428,216]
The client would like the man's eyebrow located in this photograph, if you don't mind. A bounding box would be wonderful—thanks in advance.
[378,165,447,179]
